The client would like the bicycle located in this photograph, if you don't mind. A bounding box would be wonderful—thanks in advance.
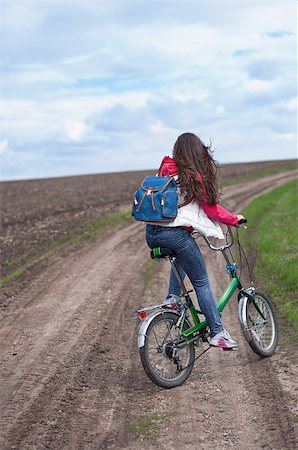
[137,222,279,389]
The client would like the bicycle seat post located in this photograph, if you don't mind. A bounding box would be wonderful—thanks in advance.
[169,257,189,297]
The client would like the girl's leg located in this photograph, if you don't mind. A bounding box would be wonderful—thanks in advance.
[146,225,223,336]
[173,234,223,337]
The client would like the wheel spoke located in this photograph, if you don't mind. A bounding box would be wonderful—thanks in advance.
[246,293,277,353]
[141,312,195,387]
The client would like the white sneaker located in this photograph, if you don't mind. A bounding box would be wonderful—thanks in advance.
[209,329,237,349]
[163,294,181,311]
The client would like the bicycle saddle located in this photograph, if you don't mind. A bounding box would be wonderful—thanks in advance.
[150,247,176,259]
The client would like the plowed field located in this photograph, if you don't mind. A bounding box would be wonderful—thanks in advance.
[0,160,295,283]
[0,163,297,449]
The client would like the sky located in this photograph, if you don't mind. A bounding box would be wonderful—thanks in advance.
[0,0,297,181]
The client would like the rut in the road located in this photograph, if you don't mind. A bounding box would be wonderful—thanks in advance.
[0,170,297,450]
[0,223,149,449]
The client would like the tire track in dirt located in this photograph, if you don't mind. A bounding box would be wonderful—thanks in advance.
[0,223,149,449]
[0,170,297,449]
[124,170,298,450]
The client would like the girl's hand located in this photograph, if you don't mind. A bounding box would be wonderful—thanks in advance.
[236,215,247,224]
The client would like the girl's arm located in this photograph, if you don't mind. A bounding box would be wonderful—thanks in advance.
[196,171,240,226]
[201,202,239,226]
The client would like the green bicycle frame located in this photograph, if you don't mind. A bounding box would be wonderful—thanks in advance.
[181,277,240,340]
[150,227,266,348]
[167,247,243,345]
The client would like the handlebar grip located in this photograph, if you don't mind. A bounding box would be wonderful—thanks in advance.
[237,218,247,225]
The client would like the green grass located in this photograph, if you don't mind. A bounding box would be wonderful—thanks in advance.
[242,178,298,332]
[130,413,173,439]
[0,210,132,288]
[224,161,297,186]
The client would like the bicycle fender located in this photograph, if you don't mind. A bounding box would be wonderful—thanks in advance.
[238,296,252,342]
[137,309,180,349]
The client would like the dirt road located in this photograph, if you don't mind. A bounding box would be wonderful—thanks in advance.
[0,170,297,450]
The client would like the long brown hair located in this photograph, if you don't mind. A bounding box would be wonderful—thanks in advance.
[173,132,220,205]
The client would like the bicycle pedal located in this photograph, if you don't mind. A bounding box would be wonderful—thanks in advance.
[222,346,240,351]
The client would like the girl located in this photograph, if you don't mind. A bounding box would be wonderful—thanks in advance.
[146,132,245,348]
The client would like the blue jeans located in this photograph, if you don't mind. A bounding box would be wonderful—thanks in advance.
[146,225,223,337]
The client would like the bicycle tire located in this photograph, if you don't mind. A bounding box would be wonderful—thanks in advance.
[240,291,278,357]
[139,311,195,388]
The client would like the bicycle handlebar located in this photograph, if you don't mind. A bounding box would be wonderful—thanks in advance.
[202,227,234,251]
[193,218,247,252]
[237,218,248,226]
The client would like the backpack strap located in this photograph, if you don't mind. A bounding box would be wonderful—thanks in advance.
[178,197,193,208]
[157,162,192,207]
[141,176,176,192]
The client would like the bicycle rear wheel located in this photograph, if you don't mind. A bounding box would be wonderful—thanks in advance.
[139,311,195,388]
[240,291,278,357]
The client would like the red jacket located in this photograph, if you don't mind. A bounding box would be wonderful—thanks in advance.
[159,156,238,227]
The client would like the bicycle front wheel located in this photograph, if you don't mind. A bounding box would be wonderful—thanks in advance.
[240,291,278,357]
[139,311,195,389]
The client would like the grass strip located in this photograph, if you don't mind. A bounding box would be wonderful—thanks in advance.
[45,209,132,248]
[241,178,298,332]
[0,210,132,287]
[130,413,174,439]
[224,161,297,186]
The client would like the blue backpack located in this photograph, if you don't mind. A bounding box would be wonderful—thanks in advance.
[132,175,178,223]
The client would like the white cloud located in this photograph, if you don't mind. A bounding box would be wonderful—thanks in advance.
[285,97,298,111]
[273,132,297,141]
[215,106,225,114]
[148,120,175,134]
[9,66,73,84]
[0,1,296,180]
[64,121,87,142]
[0,140,9,155]
[245,79,277,93]
[2,3,46,33]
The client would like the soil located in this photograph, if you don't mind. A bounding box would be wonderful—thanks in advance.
[0,170,151,279]
[0,160,295,280]
[0,168,297,449]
